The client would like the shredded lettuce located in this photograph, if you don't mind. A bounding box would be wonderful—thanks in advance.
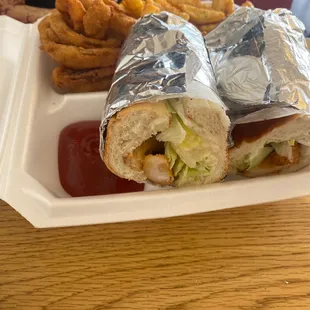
[248,146,273,169]
[173,157,185,176]
[165,142,178,169]
[288,139,295,146]
[271,141,295,162]
[157,100,217,185]
[238,140,296,172]
[157,115,186,145]
[237,147,273,172]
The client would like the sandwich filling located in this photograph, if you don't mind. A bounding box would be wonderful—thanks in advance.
[236,139,301,175]
[124,99,218,186]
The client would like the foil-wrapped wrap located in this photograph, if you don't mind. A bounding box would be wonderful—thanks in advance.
[100,12,226,151]
[205,7,310,124]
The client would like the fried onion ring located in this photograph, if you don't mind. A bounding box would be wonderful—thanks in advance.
[83,0,111,39]
[108,9,136,38]
[67,0,86,33]
[121,0,144,18]
[49,11,121,48]
[42,41,120,69]
[52,66,114,92]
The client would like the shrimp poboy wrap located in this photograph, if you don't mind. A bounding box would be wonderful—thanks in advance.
[100,12,230,187]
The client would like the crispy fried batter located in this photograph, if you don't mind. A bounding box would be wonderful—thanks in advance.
[52,66,114,92]
[109,9,136,38]
[38,15,52,44]
[178,4,225,25]
[82,0,111,39]
[142,0,161,15]
[79,0,93,9]
[55,0,74,28]
[42,41,120,69]
[154,0,189,20]
[46,27,62,42]
[268,144,301,166]
[38,14,63,44]
[55,0,68,14]
[102,0,127,13]
[49,12,121,48]
[105,28,126,41]
[67,0,86,33]
[121,0,144,18]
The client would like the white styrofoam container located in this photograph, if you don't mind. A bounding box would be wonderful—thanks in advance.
[1,15,310,228]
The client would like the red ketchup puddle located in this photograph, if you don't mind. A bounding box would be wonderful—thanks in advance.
[58,121,144,197]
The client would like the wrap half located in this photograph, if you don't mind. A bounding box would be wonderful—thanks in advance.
[100,12,230,187]
[229,114,310,177]
[205,8,310,178]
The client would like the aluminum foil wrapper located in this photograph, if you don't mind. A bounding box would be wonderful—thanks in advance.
[100,12,226,152]
[205,7,310,124]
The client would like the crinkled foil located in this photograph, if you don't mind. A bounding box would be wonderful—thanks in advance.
[205,7,310,124]
[100,12,226,152]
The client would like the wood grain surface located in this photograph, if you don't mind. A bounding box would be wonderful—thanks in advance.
[1,197,310,309]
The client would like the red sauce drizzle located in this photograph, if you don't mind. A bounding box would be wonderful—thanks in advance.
[58,121,144,197]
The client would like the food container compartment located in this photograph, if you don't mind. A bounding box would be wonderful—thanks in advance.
[1,16,310,228]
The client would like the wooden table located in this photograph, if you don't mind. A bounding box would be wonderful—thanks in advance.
[2,198,310,309]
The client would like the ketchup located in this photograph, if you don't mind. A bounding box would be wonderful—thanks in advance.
[58,121,144,197]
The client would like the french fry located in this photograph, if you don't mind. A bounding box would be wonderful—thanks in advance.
[242,0,254,7]
[143,0,161,15]
[199,2,213,9]
[154,0,189,20]
[167,0,201,6]
[212,0,226,13]
[199,23,218,33]
[121,0,144,18]
[67,0,86,33]
[178,4,225,25]
[226,0,234,15]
